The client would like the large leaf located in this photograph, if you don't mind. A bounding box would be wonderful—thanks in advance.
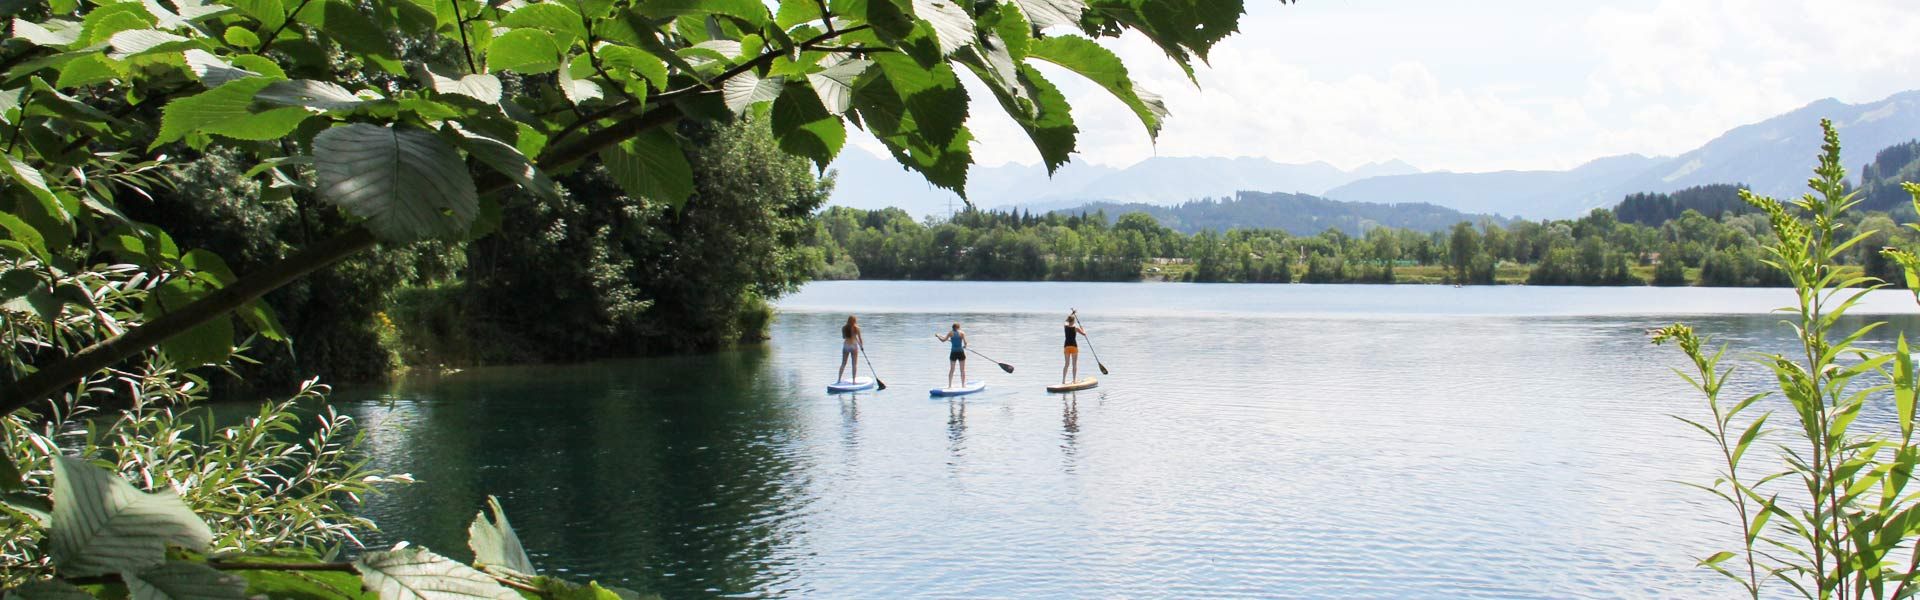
[451,126,559,202]
[977,63,1074,173]
[294,0,400,73]
[805,57,869,115]
[467,496,535,577]
[721,71,783,115]
[633,0,770,28]
[599,129,694,209]
[1027,35,1166,137]
[312,123,479,242]
[126,561,249,600]
[182,49,259,87]
[871,54,967,147]
[105,29,192,60]
[771,85,844,171]
[500,3,585,45]
[354,547,521,600]
[153,77,314,146]
[424,69,503,104]
[908,0,974,56]
[255,79,369,112]
[11,18,82,47]
[852,61,972,195]
[48,455,213,577]
[1011,0,1085,29]
[487,28,562,74]
[0,211,46,258]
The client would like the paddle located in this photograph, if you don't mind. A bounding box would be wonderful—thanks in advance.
[1072,309,1109,376]
[968,348,1016,373]
[858,342,886,391]
[1081,331,1111,376]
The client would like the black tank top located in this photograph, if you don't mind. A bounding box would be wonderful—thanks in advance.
[1064,325,1077,347]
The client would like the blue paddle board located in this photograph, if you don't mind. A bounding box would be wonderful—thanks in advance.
[929,381,987,397]
[827,378,875,393]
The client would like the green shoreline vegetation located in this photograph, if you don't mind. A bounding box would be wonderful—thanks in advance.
[807,200,1895,287]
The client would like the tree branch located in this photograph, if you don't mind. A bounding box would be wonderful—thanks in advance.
[0,227,378,416]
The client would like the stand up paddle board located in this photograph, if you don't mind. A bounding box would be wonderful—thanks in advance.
[929,381,987,397]
[827,378,875,393]
[1046,378,1098,393]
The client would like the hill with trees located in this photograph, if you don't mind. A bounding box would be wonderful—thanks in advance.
[1053,191,1507,235]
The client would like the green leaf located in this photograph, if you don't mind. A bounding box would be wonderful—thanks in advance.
[722,71,783,114]
[557,62,603,104]
[467,496,535,577]
[11,18,83,47]
[78,3,156,45]
[852,60,972,194]
[106,29,192,60]
[451,126,559,202]
[353,547,521,600]
[908,0,973,56]
[221,25,259,47]
[0,451,21,494]
[771,84,844,171]
[1026,34,1166,138]
[48,455,214,577]
[145,279,235,366]
[423,68,502,104]
[487,28,562,74]
[0,211,47,258]
[1010,0,1085,29]
[599,129,693,209]
[595,44,668,90]
[255,79,369,112]
[3,580,94,600]
[237,298,288,342]
[295,0,399,73]
[633,0,770,28]
[182,49,259,87]
[312,123,479,242]
[805,56,868,115]
[154,77,314,146]
[127,561,250,600]
[500,3,585,45]
[1000,64,1074,173]
[871,54,967,147]
[55,54,123,88]
[225,0,286,30]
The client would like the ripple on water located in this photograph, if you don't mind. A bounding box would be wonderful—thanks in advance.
[332,284,1920,598]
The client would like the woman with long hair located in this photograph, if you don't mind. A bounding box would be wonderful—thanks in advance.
[1061,310,1088,384]
[838,315,864,383]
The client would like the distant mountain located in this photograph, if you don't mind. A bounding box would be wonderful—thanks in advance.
[1322,154,1665,220]
[1326,90,1920,219]
[1860,139,1920,213]
[823,150,1420,219]
[1054,191,1506,236]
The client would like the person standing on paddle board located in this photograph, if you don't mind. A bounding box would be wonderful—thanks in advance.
[838,315,865,383]
[935,323,968,388]
[1062,310,1088,384]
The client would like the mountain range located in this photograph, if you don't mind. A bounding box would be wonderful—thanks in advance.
[826,89,1920,221]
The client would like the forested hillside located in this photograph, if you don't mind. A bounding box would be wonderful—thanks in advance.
[1055,192,1505,235]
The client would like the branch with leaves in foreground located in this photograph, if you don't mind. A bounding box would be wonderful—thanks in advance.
[14,455,642,599]
[0,0,1289,414]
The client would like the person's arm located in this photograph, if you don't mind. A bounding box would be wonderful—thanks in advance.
[936,332,950,342]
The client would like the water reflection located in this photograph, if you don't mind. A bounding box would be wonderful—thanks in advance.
[328,283,1920,599]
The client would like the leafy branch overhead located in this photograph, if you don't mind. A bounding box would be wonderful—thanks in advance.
[0,0,1281,414]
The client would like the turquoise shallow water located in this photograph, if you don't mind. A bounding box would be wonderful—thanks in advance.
[337,282,1920,598]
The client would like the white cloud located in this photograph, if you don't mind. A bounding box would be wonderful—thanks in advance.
[852,0,1920,174]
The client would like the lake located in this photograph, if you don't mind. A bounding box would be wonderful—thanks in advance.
[338,282,1920,598]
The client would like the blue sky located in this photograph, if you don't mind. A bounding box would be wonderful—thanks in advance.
[847,0,1920,173]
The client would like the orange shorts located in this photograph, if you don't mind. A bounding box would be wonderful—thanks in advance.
[1064,346,1079,356]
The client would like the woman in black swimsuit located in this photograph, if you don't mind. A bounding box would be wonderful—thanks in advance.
[1061,310,1087,384]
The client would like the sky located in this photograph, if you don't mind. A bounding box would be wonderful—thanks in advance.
[845,0,1920,173]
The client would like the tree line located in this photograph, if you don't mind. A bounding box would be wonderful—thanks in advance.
[809,195,1916,287]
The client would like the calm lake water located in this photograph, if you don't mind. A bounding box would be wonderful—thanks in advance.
[339,282,1920,598]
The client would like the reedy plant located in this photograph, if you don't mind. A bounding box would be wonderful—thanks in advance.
[1657,120,1920,599]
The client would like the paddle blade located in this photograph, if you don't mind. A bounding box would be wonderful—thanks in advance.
[999,363,1015,373]
[1098,363,1110,375]
[875,379,887,390]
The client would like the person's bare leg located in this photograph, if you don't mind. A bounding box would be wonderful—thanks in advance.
[960,360,969,385]
[948,360,956,388]
[850,348,859,380]
[839,350,850,382]
[1061,351,1070,384]
[1072,353,1079,382]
